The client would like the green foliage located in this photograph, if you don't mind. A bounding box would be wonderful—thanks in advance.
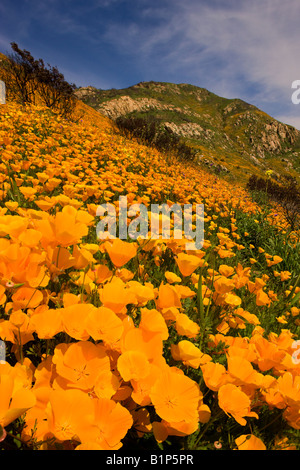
[247,173,300,231]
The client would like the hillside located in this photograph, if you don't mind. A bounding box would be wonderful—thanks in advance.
[0,86,300,450]
[75,81,300,184]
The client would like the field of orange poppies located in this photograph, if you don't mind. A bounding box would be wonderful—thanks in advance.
[0,99,300,450]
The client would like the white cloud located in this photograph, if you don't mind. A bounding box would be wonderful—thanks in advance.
[1,0,300,126]
[102,0,300,125]
[180,0,300,96]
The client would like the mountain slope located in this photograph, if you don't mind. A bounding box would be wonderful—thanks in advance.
[75,81,300,184]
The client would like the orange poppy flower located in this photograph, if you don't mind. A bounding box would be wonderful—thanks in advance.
[117,350,151,382]
[213,276,235,295]
[262,386,286,410]
[61,303,96,341]
[279,271,291,282]
[217,248,234,259]
[112,384,132,402]
[201,362,228,391]
[234,308,260,326]
[99,277,136,314]
[52,341,111,391]
[29,307,63,339]
[233,264,251,288]
[11,287,44,310]
[90,397,133,449]
[155,283,182,310]
[116,267,135,282]
[139,308,169,341]
[54,206,90,246]
[92,264,113,284]
[17,229,42,250]
[226,343,258,364]
[32,355,56,389]
[152,421,169,443]
[153,417,199,443]
[75,442,108,450]
[227,356,264,388]
[85,306,124,345]
[47,246,75,274]
[34,205,88,248]
[0,215,28,239]
[19,186,37,200]
[198,403,211,424]
[0,310,34,346]
[46,388,96,443]
[75,208,95,226]
[250,335,286,371]
[0,285,6,306]
[266,255,283,267]
[93,370,120,400]
[121,327,163,362]
[5,201,19,212]
[235,434,266,450]
[283,406,300,430]
[165,271,181,284]
[219,265,235,277]
[218,383,258,426]
[0,371,36,428]
[131,363,162,406]
[175,284,196,299]
[255,289,271,307]
[24,262,50,289]
[127,281,155,305]
[175,253,203,277]
[150,367,201,423]
[175,313,200,338]
[105,238,137,268]
[273,436,297,450]
[72,244,94,269]
[34,197,57,212]
[277,372,300,407]
[62,292,80,307]
[224,292,242,306]
[160,306,180,322]
[171,340,211,368]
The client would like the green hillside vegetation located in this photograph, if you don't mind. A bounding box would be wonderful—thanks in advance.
[76,81,300,185]
[1,46,300,450]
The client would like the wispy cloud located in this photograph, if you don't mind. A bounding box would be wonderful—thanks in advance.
[1,0,300,127]
[181,1,300,95]
[97,0,300,126]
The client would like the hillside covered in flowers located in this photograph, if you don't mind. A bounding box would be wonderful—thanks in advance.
[0,98,300,450]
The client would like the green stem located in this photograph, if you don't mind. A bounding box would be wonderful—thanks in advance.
[80,270,87,302]
[193,409,225,449]
[197,268,205,328]
[6,431,25,444]
[18,328,23,365]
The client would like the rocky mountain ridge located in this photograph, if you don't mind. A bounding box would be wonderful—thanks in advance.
[75,81,300,183]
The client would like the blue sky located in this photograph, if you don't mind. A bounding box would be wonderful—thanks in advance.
[1,0,300,128]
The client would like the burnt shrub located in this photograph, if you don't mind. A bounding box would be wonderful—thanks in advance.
[116,114,197,162]
[247,173,300,230]
[0,42,76,118]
